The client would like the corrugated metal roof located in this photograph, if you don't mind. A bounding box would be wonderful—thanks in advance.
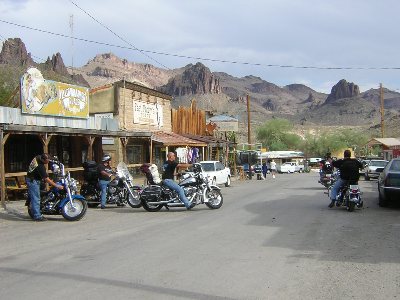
[208,114,238,122]
[152,131,207,146]
[181,133,233,146]
[367,138,400,147]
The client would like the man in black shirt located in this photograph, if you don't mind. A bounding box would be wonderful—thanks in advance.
[162,152,195,210]
[26,153,63,221]
[97,154,113,209]
[329,150,363,208]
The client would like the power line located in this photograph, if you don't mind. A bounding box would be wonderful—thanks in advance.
[69,1,170,70]
[2,19,400,72]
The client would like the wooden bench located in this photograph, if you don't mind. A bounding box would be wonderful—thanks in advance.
[5,176,28,200]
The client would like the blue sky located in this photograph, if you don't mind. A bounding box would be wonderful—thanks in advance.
[1,0,400,93]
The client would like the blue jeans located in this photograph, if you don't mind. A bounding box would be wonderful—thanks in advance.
[26,178,41,219]
[330,178,346,202]
[163,179,190,208]
[99,180,109,207]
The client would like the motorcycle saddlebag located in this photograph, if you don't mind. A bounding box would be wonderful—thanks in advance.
[141,185,162,202]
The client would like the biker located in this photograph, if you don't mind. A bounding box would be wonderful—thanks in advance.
[319,152,333,183]
[328,150,363,208]
[162,152,195,210]
[26,153,63,221]
[97,154,113,209]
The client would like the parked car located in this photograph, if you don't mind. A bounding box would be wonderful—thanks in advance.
[198,161,231,187]
[277,162,304,173]
[277,162,296,173]
[377,158,400,207]
[363,159,389,180]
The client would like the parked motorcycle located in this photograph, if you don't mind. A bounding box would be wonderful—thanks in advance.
[26,158,87,221]
[140,163,223,212]
[80,161,142,208]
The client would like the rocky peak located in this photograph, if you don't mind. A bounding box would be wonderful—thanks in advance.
[0,37,35,66]
[43,52,69,76]
[325,79,360,103]
[160,62,221,96]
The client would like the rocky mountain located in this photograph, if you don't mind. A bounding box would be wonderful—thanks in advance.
[73,53,179,88]
[1,37,399,137]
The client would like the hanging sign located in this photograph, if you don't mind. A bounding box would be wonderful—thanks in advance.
[20,67,89,118]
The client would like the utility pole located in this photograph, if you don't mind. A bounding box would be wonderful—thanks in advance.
[69,14,74,79]
[380,83,384,138]
[247,94,251,148]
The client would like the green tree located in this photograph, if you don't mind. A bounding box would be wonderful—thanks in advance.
[256,118,302,151]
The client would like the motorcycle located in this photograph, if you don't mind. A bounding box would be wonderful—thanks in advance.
[80,161,142,208]
[26,158,87,221]
[334,182,363,212]
[140,163,223,212]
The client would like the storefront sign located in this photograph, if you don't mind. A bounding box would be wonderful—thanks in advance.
[214,121,239,132]
[20,67,89,118]
[133,101,163,127]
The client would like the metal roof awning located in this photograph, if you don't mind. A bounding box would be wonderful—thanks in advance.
[366,138,400,147]
[151,131,207,147]
[181,133,233,147]
[1,124,152,138]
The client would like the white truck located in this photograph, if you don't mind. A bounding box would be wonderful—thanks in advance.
[277,162,305,173]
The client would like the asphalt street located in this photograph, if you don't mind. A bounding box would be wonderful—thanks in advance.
[0,172,399,299]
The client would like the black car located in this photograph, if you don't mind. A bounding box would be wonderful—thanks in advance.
[377,158,400,207]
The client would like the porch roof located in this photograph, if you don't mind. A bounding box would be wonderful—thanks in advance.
[151,131,207,147]
[1,124,152,138]
[181,133,233,147]
[366,138,400,147]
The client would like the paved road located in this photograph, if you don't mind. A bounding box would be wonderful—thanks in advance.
[1,173,399,299]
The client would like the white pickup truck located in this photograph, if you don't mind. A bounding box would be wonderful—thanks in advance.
[277,162,305,173]
[196,161,231,187]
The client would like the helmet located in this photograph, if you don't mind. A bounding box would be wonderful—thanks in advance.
[102,154,111,162]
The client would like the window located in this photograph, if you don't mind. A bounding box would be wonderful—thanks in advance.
[126,145,143,164]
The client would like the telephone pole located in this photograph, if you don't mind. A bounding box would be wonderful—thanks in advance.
[380,83,384,138]
[69,14,74,79]
[247,94,251,148]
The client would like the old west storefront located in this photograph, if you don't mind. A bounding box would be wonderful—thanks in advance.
[0,69,151,208]
[90,81,211,170]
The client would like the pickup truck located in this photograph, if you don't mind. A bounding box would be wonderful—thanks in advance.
[196,161,231,187]
[277,162,305,173]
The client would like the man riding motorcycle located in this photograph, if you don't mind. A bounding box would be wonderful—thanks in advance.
[328,150,363,208]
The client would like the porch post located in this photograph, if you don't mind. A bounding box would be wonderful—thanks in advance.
[150,137,153,163]
[85,136,95,161]
[0,130,10,209]
[120,137,128,163]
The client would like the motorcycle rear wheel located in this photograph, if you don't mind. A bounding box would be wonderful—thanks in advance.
[347,201,355,212]
[126,190,142,208]
[142,201,163,212]
[205,188,223,209]
[61,198,88,221]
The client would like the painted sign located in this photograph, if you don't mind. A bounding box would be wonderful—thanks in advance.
[133,100,163,128]
[20,67,89,118]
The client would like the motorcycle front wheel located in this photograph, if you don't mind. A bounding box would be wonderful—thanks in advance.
[61,198,88,221]
[126,190,142,208]
[205,188,223,209]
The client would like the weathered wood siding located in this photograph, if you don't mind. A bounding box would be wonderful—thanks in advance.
[172,100,206,135]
